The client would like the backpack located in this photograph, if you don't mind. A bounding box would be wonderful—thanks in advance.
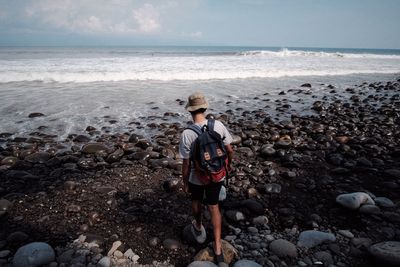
[187,119,229,185]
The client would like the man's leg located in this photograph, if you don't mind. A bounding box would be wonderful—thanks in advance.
[192,200,203,228]
[208,204,222,255]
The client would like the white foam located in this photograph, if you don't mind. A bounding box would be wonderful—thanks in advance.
[0,48,399,83]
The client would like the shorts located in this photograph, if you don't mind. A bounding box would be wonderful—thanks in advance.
[188,181,223,205]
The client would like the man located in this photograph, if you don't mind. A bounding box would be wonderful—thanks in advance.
[179,92,234,265]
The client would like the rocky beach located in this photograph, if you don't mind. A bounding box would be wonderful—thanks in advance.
[0,77,399,267]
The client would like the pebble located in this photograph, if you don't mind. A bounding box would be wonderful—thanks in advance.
[269,239,298,258]
[265,183,281,194]
[162,239,180,250]
[359,204,380,214]
[338,230,354,239]
[0,199,12,217]
[297,230,336,249]
[149,237,160,247]
[107,240,122,256]
[13,242,55,267]
[252,215,268,226]
[225,210,245,222]
[336,192,375,210]
[233,259,262,267]
[188,261,218,267]
[97,256,111,267]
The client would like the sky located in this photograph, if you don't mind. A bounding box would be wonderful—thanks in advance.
[0,0,399,49]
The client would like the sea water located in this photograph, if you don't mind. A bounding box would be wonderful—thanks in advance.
[0,46,399,139]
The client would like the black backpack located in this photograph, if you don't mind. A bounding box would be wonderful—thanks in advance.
[187,119,229,185]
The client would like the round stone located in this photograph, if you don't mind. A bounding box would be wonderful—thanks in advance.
[13,242,55,267]
[369,241,400,265]
[188,261,218,267]
[162,239,180,250]
[233,260,262,267]
[297,230,336,248]
[269,239,298,258]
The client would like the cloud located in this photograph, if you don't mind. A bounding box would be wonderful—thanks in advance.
[181,31,203,38]
[132,4,160,33]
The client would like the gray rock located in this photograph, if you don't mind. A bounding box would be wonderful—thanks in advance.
[149,237,160,247]
[0,250,10,258]
[336,192,375,210]
[107,240,122,256]
[313,251,333,266]
[233,259,262,267]
[225,210,245,222]
[298,230,336,249]
[369,241,400,265]
[0,199,12,218]
[97,256,111,267]
[338,230,354,239]
[252,215,268,226]
[375,197,395,208]
[187,261,218,267]
[269,239,298,258]
[265,183,281,194]
[162,239,180,250]
[13,242,55,267]
[359,204,380,214]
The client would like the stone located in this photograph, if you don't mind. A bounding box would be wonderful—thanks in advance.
[241,199,264,215]
[313,251,333,266]
[1,156,18,166]
[233,260,262,267]
[269,239,298,258]
[336,192,375,210]
[149,237,160,247]
[81,143,109,154]
[301,83,312,87]
[7,231,29,244]
[25,152,51,164]
[107,241,122,256]
[162,239,180,250]
[0,199,12,217]
[187,261,218,267]
[265,183,281,194]
[359,204,380,214]
[97,256,111,267]
[252,216,269,226]
[298,230,336,249]
[123,249,139,263]
[369,241,400,265]
[374,197,395,208]
[193,240,237,264]
[13,242,55,267]
[28,112,45,118]
[225,210,245,222]
[384,169,400,179]
[0,250,10,258]
[338,230,354,239]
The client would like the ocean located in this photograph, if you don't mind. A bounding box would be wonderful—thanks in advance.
[0,46,399,139]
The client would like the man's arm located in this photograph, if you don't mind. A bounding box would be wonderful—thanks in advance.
[182,158,190,192]
[225,144,234,171]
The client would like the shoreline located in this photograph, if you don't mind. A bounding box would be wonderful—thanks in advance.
[0,77,400,266]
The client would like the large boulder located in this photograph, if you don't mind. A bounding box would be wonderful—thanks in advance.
[369,241,400,266]
[193,240,238,264]
[336,192,375,210]
[297,230,336,249]
[13,242,55,267]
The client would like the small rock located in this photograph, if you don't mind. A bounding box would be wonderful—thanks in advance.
[28,112,45,118]
[107,240,122,256]
[338,230,354,239]
[233,259,262,267]
[149,237,160,247]
[252,215,268,226]
[336,192,375,210]
[313,251,333,266]
[162,239,180,250]
[374,197,395,208]
[13,242,55,267]
[359,204,380,214]
[225,210,245,222]
[270,239,298,258]
[97,256,111,267]
[0,199,12,217]
[188,261,218,267]
[298,230,336,249]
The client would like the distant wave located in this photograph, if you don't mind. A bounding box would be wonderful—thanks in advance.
[0,69,398,83]
[238,48,400,59]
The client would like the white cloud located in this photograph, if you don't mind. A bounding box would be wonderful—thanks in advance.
[132,4,160,33]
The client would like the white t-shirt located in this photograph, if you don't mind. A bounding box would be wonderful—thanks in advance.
[179,119,233,185]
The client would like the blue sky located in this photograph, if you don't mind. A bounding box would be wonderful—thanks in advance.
[0,0,399,48]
